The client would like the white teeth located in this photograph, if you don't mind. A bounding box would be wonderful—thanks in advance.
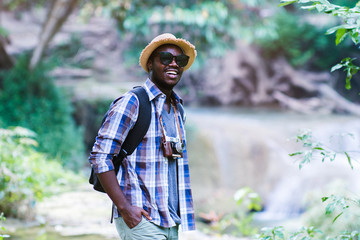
[167,71,177,75]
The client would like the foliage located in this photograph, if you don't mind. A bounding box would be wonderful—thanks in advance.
[2,0,48,11]
[255,226,323,240]
[257,129,360,240]
[331,57,360,90]
[0,213,9,240]
[214,187,261,237]
[289,129,357,169]
[322,195,351,223]
[255,10,354,70]
[256,225,360,240]
[276,1,360,236]
[0,55,84,169]
[256,226,287,240]
[279,0,360,89]
[0,127,82,219]
[80,0,274,67]
[301,181,360,237]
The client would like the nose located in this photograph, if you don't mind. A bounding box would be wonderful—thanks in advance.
[168,57,178,67]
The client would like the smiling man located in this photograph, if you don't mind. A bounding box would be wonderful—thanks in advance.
[88,33,197,240]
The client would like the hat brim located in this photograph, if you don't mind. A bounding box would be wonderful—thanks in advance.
[139,37,197,73]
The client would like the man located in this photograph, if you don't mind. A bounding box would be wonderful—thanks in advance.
[88,33,197,240]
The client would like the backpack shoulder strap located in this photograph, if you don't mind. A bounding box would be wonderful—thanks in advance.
[117,86,151,160]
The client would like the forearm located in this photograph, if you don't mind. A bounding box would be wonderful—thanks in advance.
[97,170,151,228]
[97,170,131,212]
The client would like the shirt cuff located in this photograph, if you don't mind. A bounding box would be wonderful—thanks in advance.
[90,154,114,174]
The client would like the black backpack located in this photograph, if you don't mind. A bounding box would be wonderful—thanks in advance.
[89,87,151,193]
[89,86,185,193]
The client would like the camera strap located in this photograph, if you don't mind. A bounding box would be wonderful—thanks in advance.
[159,101,183,143]
[172,101,184,145]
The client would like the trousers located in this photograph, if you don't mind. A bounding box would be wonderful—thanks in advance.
[115,217,179,240]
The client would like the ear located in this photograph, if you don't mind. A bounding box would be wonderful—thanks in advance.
[147,60,152,72]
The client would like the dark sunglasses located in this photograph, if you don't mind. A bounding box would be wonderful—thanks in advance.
[158,52,189,68]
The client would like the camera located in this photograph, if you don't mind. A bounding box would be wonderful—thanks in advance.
[162,136,184,158]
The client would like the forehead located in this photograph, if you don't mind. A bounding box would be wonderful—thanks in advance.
[153,44,184,55]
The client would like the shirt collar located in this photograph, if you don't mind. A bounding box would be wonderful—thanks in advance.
[144,78,183,104]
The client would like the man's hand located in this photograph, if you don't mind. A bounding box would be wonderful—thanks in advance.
[96,170,152,229]
[120,205,152,229]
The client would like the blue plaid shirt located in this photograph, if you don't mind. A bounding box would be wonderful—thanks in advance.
[88,79,195,231]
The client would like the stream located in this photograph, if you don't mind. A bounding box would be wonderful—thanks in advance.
[185,107,360,222]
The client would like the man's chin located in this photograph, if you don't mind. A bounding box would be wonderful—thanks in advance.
[163,76,180,86]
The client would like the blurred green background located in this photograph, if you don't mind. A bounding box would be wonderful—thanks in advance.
[1,0,360,239]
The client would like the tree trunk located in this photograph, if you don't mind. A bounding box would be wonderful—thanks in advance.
[0,0,13,70]
[0,40,13,69]
[29,0,79,70]
[197,41,360,115]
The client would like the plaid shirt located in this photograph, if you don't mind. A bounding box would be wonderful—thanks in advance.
[88,79,195,231]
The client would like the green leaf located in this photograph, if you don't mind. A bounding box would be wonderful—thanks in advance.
[335,28,347,45]
[332,212,343,223]
[289,151,303,156]
[351,68,358,75]
[278,1,297,7]
[344,152,353,170]
[322,197,329,202]
[326,26,340,35]
[312,147,325,151]
[301,5,317,10]
[342,24,360,30]
[234,187,250,202]
[331,63,344,72]
[350,31,360,44]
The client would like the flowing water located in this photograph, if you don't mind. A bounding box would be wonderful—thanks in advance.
[185,107,360,222]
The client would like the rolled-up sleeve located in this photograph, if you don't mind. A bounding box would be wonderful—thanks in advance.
[88,92,139,174]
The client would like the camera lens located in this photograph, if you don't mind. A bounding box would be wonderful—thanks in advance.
[175,142,185,153]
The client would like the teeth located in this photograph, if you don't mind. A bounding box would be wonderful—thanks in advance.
[167,71,177,75]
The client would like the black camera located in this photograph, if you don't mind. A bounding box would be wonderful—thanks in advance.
[162,137,184,158]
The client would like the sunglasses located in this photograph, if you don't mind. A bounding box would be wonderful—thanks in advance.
[158,52,189,68]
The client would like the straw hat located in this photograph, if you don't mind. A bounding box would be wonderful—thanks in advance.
[139,33,197,73]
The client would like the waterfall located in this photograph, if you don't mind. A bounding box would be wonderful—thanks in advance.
[186,107,360,221]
